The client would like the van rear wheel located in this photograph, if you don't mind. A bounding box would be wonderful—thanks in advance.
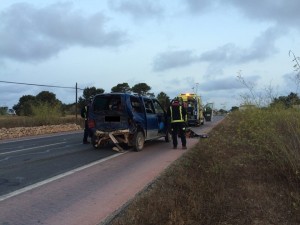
[133,131,145,151]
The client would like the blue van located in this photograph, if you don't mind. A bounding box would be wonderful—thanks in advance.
[88,93,170,151]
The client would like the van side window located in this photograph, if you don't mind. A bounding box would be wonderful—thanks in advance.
[130,96,143,113]
[144,99,155,114]
[152,100,164,114]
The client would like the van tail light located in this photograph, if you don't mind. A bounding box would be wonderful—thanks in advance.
[88,119,95,129]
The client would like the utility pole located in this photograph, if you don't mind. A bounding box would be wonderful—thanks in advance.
[75,82,78,123]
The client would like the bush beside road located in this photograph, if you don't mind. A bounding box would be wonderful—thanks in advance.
[108,108,300,225]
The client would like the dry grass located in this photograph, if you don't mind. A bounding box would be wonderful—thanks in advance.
[108,109,300,225]
[0,103,82,128]
[0,115,83,128]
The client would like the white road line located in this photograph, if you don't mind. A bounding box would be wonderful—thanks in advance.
[0,152,127,202]
[0,130,82,144]
[0,142,67,155]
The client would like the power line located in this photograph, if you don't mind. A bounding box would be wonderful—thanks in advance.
[0,80,84,121]
[0,80,84,90]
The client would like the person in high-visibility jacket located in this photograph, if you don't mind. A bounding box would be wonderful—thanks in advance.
[167,97,187,149]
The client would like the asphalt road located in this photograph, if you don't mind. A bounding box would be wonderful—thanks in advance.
[0,132,118,196]
[0,115,224,225]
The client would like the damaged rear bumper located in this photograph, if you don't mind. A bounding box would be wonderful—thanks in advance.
[93,129,131,151]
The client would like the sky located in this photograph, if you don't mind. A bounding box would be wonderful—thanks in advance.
[1,0,300,110]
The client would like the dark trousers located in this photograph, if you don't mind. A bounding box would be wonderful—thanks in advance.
[171,122,186,147]
[83,120,89,142]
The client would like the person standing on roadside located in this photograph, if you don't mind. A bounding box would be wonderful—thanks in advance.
[167,97,187,149]
[81,97,92,144]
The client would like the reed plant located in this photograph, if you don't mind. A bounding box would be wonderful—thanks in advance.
[234,107,300,183]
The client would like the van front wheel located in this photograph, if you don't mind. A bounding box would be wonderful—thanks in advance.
[133,131,145,151]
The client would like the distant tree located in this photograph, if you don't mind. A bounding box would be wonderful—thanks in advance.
[111,83,131,93]
[218,109,228,114]
[34,91,63,116]
[270,92,300,108]
[13,91,64,116]
[147,92,155,97]
[78,86,105,108]
[230,106,239,111]
[131,83,152,96]
[13,95,36,116]
[156,92,170,111]
[0,106,8,115]
[36,91,62,106]
[82,87,105,99]
[286,92,300,106]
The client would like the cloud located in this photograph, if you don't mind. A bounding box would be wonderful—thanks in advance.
[240,26,284,62]
[108,0,164,21]
[200,26,285,76]
[0,83,31,107]
[153,26,284,73]
[184,0,219,13]
[199,76,258,92]
[227,0,300,27]
[283,72,300,94]
[152,50,198,71]
[199,44,240,64]
[184,0,300,30]
[200,26,283,63]
[197,75,261,108]
[0,2,127,62]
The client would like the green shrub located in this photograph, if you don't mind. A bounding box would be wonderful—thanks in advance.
[30,102,62,125]
[232,108,300,184]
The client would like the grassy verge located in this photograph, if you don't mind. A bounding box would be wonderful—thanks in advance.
[0,104,83,128]
[0,115,83,128]
[108,108,300,225]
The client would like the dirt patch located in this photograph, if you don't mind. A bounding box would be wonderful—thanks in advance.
[0,123,82,140]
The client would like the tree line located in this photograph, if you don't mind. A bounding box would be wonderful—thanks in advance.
[5,81,300,116]
[10,82,171,116]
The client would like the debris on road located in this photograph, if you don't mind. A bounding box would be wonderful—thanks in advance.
[186,128,209,139]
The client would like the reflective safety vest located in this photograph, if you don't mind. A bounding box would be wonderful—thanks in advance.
[170,105,185,123]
